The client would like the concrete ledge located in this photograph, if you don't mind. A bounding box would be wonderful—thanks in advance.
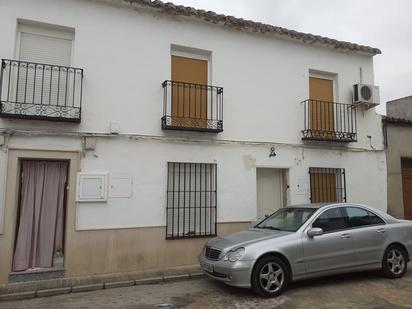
[0,291,36,301]
[163,274,190,282]
[72,283,104,293]
[135,277,163,286]
[36,287,72,297]
[0,265,202,301]
[189,272,205,279]
[104,280,134,289]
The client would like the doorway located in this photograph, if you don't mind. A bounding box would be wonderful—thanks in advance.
[12,160,68,272]
[171,55,208,128]
[401,158,412,220]
[309,76,335,138]
[256,168,287,221]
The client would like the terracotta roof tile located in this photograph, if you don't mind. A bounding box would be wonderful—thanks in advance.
[123,0,381,55]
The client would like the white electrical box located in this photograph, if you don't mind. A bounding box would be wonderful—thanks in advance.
[109,174,133,198]
[76,173,108,202]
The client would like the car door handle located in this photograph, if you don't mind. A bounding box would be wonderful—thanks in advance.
[340,233,351,239]
[376,228,386,234]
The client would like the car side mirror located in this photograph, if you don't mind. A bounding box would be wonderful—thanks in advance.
[307,227,323,238]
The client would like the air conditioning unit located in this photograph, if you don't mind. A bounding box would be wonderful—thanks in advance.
[353,83,380,109]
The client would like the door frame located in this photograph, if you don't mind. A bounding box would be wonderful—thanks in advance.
[401,164,412,220]
[13,159,70,272]
[256,167,289,220]
[170,45,212,86]
[0,149,79,283]
[308,71,338,103]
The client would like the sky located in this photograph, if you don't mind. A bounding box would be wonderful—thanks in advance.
[171,0,412,115]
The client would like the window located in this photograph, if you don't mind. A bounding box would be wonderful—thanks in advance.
[1,22,82,122]
[312,208,346,233]
[309,76,334,136]
[344,207,385,228]
[162,48,223,133]
[369,211,385,225]
[309,167,346,203]
[256,208,316,232]
[171,55,208,129]
[18,23,74,105]
[401,158,412,169]
[166,162,217,239]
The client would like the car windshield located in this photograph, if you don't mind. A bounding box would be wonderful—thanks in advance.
[255,207,316,232]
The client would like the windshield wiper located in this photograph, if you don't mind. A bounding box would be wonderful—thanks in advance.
[257,226,283,231]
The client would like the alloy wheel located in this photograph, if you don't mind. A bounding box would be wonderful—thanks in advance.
[259,262,285,293]
[387,248,406,275]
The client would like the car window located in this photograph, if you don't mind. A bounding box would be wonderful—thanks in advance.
[368,211,385,225]
[312,208,346,233]
[255,208,316,232]
[345,207,385,227]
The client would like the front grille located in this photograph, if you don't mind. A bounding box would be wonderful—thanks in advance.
[205,246,221,261]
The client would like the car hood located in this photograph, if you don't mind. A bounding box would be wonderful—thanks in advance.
[207,228,292,250]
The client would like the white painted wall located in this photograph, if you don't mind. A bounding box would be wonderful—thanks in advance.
[0,0,382,146]
[0,136,387,230]
[0,0,386,231]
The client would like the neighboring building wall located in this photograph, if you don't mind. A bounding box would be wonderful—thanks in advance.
[387,96,412,121]
[0,0,386,283]
[385,123,412,218]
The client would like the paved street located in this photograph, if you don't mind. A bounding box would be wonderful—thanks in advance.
[2,265,412,309]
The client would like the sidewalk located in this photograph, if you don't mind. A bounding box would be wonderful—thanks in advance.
[1,265,411,309]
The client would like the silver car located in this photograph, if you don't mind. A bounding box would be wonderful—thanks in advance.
[199,203,412,297]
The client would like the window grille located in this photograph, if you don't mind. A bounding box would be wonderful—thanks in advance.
[401,158,412,169]
[166,162,217,239]
[309,167,346,203]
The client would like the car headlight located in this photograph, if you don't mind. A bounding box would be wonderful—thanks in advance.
[224,247,245,262]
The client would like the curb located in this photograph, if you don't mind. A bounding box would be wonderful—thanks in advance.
[0,270,205,302]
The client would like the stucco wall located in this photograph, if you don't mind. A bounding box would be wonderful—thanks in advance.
[387,96,412,121]
[0,0,387,283]
[386,124,412,218]
[0,135,387,231]
[0,0,382,147]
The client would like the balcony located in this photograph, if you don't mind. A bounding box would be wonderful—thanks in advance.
[302,99,357,143]
[0,59,83,122]
[161,80,223,133]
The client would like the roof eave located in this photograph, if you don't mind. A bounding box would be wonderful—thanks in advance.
[121,0,381,56]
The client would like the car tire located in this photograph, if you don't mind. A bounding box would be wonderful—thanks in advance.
[251,256,289,298]
[382,245,408,279]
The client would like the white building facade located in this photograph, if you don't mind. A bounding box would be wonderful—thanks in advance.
[0,0,386,283]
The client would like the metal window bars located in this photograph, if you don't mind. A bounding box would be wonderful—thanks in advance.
[309,167,346,203]
[162,80,223,133]
[401,158,412,169]
[302,99,357,142]
[166,162,217,239]
[0,59,83,122]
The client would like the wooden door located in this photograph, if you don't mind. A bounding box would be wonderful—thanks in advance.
[256,168,285,221]
[171,56,208,128]
[309,77,335,137]
[310,172,337,203]
[401,169,412,220]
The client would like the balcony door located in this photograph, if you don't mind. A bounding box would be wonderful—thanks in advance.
[309,77,335,137]
[171,55,208,128]
[17,25,73,106]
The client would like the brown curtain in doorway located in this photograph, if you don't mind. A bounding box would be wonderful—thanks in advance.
[13,161,68,272]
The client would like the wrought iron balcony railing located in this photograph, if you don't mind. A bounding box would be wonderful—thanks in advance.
[162,80,223,133]
[0,59,83,122]
[302,99,357,142]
